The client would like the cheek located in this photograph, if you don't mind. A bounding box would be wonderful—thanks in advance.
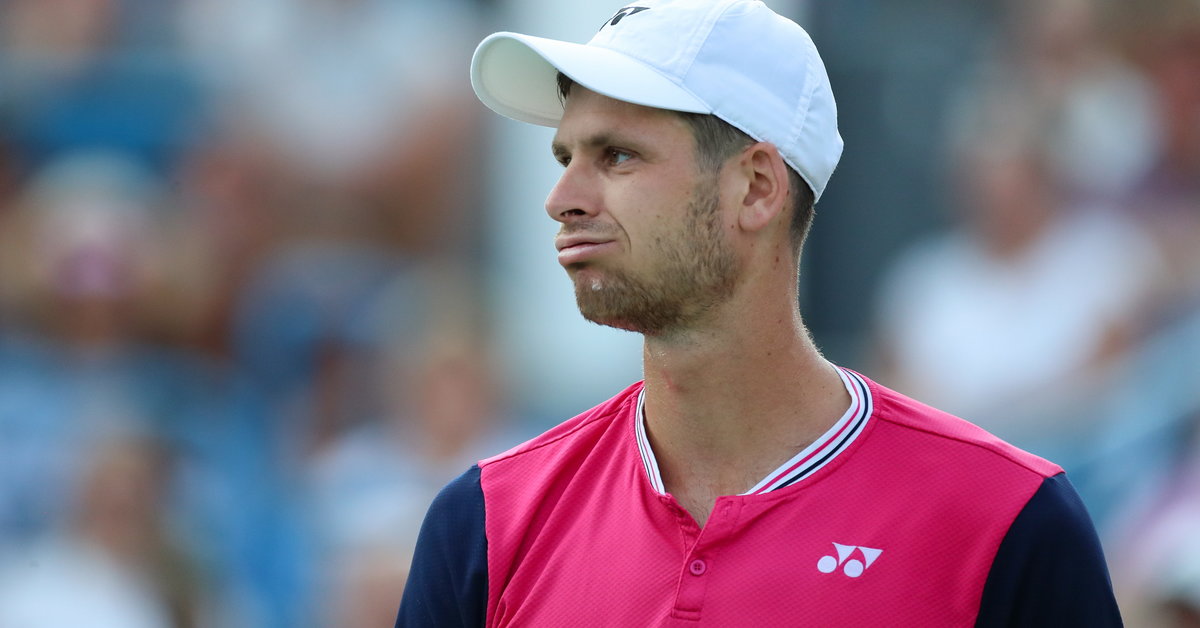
[610,169,701,240]
[632,211,680,255]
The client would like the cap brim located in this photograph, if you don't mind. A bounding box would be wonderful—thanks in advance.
[470,32,711,127]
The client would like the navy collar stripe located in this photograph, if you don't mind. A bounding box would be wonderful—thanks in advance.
[751,368,871,493]
[772,371,872,490]
[634,366,873,496]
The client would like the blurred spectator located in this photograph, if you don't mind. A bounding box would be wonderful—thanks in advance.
[12,151,169,344]
[231,241,407,460]
[988,0,1160,203]
[1105,0,1200,308]
[0,436,206,628]
[170,128,288,359]
[0,149,294,624]
[0,151,216,544]
[234,257,524,623]
[0,0,204,175]
[302,288,520,552]
[177,0,486,258]
[216,239,409,625]
[1108,418,1200,627]
[300,290,525,622]
[871,88,1164,447]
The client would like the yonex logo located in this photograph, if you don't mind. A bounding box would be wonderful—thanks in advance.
[601,6,649,30]
[817,542,882,578]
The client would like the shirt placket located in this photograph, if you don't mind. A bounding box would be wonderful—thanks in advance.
[670,497,743,622]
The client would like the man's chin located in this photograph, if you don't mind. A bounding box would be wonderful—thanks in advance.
[579,310,643,333]
[570,271,681,335]
[575,293,673,336]
[574,286,644,333]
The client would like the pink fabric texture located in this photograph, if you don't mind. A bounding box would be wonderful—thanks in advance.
[479,376,1061,626]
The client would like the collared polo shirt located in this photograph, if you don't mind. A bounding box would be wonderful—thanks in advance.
[397,368,1121,627]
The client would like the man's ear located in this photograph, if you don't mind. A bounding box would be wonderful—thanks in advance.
[732,142,789,234]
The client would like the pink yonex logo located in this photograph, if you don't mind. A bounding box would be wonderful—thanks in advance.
[816,542,883,578]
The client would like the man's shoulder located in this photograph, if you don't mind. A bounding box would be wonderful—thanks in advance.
[860,373,1063,480]
[479,381,643,471]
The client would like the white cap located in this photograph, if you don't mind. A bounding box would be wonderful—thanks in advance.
[470,0,843,200]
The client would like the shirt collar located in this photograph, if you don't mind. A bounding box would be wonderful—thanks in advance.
[634,366,873,496]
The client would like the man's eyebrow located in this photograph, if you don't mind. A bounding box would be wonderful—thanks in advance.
[551,133,623,161]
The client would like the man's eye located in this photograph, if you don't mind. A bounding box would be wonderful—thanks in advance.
[606,148,633,165]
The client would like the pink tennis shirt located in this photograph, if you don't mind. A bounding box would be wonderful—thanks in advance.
[397,368,1121,626]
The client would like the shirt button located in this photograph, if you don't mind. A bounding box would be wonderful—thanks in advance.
[689,559,707,576]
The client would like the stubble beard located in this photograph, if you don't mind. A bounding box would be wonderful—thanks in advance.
[570,181,739,336]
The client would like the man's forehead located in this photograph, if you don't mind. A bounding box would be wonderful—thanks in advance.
[551,88,690,149]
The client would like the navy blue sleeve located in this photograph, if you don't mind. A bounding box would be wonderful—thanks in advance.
[395,465,488,628]
[975,472,1122,627]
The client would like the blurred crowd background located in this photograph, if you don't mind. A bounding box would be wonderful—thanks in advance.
[0,0,1197,626]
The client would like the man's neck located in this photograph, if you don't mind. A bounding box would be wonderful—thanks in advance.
[640,308,849,527]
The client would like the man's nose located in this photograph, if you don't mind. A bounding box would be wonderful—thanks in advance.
[545,163,600,223]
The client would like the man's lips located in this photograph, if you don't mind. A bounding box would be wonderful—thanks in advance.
[555,235,617,266]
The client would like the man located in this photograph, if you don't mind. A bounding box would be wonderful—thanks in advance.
[396,1,1123,626]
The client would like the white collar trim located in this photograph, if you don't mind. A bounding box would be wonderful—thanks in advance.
[634,366,873,496]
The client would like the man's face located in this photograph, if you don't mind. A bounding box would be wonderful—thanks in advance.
[547,87,739,335]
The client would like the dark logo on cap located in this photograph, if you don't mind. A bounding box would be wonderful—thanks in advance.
[601,6,649,30]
